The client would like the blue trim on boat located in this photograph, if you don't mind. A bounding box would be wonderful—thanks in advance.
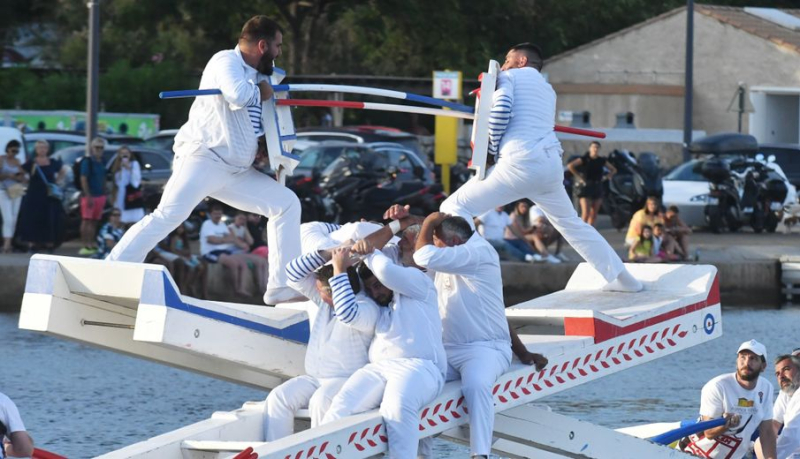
[142,270,310,344]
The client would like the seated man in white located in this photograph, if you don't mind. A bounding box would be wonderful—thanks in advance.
[322,245,447,459]
[262,246,378,441]
[413,213,546,458]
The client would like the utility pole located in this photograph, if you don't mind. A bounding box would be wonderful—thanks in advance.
[682,0,694,162]
[86,0,100,147]
[737,84,745,133]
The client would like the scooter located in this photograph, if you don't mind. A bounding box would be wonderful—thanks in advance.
[602,150,664,230]
[702,157,763,233]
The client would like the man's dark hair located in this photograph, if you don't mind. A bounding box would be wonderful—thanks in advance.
[356,262,374,281]
[5,139,20,152]
[509,43,544,71]
[775,354,800,369]
[240,16,283,44]
[435,216,474,243]
[590,141,601,148]
[209,203,224,212]
[315,264,361,294]
[668,205,680,214]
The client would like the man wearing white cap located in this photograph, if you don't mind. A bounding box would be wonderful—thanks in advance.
[685,339,777,459]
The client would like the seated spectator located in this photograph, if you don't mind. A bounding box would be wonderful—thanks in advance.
[628,224,661,263]
[475,206,538,263]
[228,212,268,293]
[625,196,663,246]
[200,205,251,298]
[160,223,207,298]
[664,205,691,260]
[0,391,34,458]
[95,208,126,258]
[247,212,268,258]
[504,200,542,262]
[653,223,681,262]
[527,204,564,264]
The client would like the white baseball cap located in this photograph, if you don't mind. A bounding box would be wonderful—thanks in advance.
[738,339,767,361]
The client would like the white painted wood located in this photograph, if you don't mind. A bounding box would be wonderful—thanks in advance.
[469,60,500,180]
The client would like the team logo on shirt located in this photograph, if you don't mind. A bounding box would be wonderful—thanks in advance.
[758,391,763,403]
[737,397,754,408]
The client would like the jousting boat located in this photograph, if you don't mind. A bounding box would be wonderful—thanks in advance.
[19,255,720,458]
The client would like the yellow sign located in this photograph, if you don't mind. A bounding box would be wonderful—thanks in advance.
[433,70,462,194]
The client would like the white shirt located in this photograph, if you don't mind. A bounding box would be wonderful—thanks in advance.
[173,45,264,169]
[530,205,546,222]
[686,373,774,459]
[413,233,510,347]
[777,391,791,426]
[285,250,376,379]
[777,390,800,459]
[330,249,447,377]
[0,392,26,440]
[199,219,234,255]
[494,67,557,158]
[476,209,509,242]
[299,221,386,253]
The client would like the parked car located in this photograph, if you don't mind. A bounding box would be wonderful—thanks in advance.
[662,159,710,228]
[296,126,426,162]
[757,143,800,190]
[144,129,179,152]
[52,145,173,236]
[24,131,145,156]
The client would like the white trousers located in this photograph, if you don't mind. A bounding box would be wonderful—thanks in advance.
[322,359,444,459]
[445,342,511,456]
[0,189,21,238]
[263,375,346,441]
[107,153,301,289]
[441,142,624,282]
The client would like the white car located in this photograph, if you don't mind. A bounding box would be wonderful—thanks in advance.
[663,158,797,228]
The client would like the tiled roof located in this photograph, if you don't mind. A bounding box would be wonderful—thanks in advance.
[697,5,800,55]
[547,5,800,64]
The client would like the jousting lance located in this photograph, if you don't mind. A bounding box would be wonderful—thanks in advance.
[159,87,606,139]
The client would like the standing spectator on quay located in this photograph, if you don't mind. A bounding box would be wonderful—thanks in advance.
[110,146,145,226]
[504,200,543,262]
[567,141,616,226]
[684,340,777,459]
[79,138,108,256]
[0,140,26,254]
[664,205,691,260]
[625,196,664,247]
[228,212,268,293]
[0,392,34,458]
[246,212,268,258]
[475,205,538,263]
[95,208,126,258]
[16,140,67,253]
[200,204,251,297]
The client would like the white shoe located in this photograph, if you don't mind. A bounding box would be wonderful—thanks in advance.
[556,253,569,262]
[524,254,543,263]
[602,270,643,292]
[263,286,305,305]
[545,254,562,264]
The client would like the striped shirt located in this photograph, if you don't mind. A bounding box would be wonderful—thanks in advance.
[247,104,264,137]
[488,93,513,157]
[284,249,376,379]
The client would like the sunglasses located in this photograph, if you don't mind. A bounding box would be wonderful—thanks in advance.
[111,213,121,217]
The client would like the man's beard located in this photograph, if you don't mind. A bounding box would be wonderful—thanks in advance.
[738,366,761,382]
[257,52,274,75]
[780,377,800,395]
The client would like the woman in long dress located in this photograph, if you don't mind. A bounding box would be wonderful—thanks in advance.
[110,146,145,226]
[16,140,68,252]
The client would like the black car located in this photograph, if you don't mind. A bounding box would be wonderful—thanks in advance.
[758,143,800,190]
[296,126,426,162]
[52,145,173,235]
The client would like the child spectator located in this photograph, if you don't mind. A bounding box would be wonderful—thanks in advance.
[628,224,661,263]
[95,208,126,258]
[167,223,207,298]
[228,212,268,293]
[246,212,268,258]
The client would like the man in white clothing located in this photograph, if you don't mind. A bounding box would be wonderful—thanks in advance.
[765,353,800,458]
[685,340,777,459]
[413,212,546,458]
[262,243,377,441]
[322,245,447,459]
[1,392,33,459]
[439,43,641,292]
[475,206,538,263]
[106,16,301,305]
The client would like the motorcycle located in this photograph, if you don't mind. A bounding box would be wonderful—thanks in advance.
[602,150,664,230]
[320,164,446,224]
[752,156,789,233]
[701,157,779,233]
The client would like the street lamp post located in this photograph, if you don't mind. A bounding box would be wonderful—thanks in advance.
[682,0,694,162]
[86,0,100,146]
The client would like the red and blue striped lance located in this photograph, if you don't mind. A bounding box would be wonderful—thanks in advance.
[159,86,605,139]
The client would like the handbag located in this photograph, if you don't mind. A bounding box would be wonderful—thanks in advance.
[5,183,25,199]
[124,183,144,209]
[34,163,64,201]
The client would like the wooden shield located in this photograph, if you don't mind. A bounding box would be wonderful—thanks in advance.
[468,60,500,180]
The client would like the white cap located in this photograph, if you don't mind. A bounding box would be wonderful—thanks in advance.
[738,339,767,361]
